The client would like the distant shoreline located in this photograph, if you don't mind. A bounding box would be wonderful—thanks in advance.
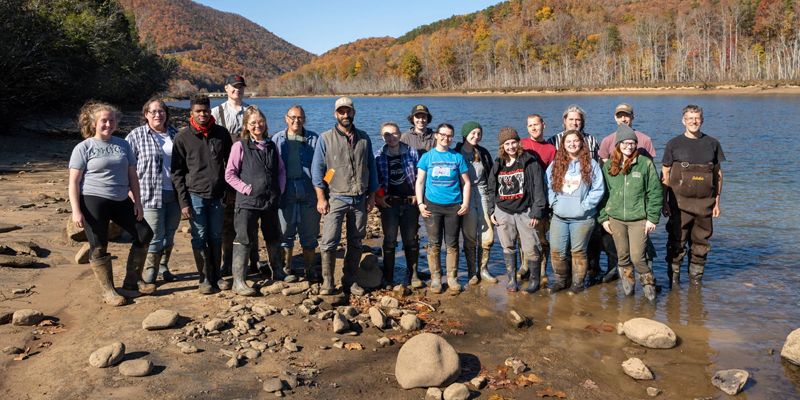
[252,82,800,99]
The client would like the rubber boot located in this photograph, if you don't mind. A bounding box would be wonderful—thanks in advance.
[343,244,365,296]
[303,248,319,282]
[382,247,396,289]
[231,244,256,296]
[122,245,155,295]
[193,248,214,295]
[465,245,478,285]
[523,254,541,294]
[667,263,681,289]
[567,251,588,295]
[405,246,422,288]
[688,263,704,284]
[158,245,179,282]
[209,245,231,290]
[248,246,260,275]
[281,246,298,283]
[428,245,443,294]
[89,253,126,306]
[266,242,287,281]
[220,240,233,277]
[504,252,518,292]
[549,256,569,293]
[319,250,336,295]
[540,251,549,285]
[446,246,461,295]
[619,265,635,296]
[602,264,620,283]
[478,247,498,283]
[640,272,656,303]
[143,250,162,285]
[517,251,529,281]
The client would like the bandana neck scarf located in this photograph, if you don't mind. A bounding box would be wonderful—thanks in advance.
[190,115,216,137]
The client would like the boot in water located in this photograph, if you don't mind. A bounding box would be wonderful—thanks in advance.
[619,265,635,296]
[478,247,498,283]
[504,252,518,292]
[567,251,588,295]
[668,263,681,289]
[522,253,541,294]
[548,255,569,293]
[640,272,657,303]
[688,263,704,284]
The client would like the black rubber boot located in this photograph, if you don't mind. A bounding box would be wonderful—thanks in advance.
[405,246,422,288]
[248,245,260,275]
[522,253,541,294]
[143,250,163,285]
[602,265,619,283]
[266,242,287,281]
[428,245,443,294]
[320,250,336,295]
[89,253,127,306]
[220,240,233,277]
[667,263,681,289]
[478,247,498,283]
[343,244,365,296]
[567,251,588,295]
[619,265,635,296]
[122,245,155,295]
[504,252,518,292]
[158,245,179,282]
[193,248,214,295]
[209,245,231,290]
[281,246,298,283]
[688,263,704,284]
[232,244,256,296]
[549,256,569,293]
[465,245,478,285]
[303,248,319,282]
[382,247,396,289]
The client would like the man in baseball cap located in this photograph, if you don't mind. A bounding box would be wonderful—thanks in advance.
[401,104,435,157]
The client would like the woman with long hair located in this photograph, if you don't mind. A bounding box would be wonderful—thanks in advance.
[69,101,154,306]
[415,123,471,295]
[545,130,604,294]
[598,125,662,302]
[125,97,181,285]
[225,105,286,295]
[487,128,547,293]
[454,121,497,285]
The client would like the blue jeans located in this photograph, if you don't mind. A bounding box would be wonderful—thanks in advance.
[143,190,182,253]
[189,194,225,249]
[549,214,595,261]
[379,202,420,252]
[279,178,321,249]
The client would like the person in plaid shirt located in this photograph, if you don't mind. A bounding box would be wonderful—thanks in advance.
[126,97,181,285]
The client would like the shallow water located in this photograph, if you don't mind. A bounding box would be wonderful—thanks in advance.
[171,94,800,398]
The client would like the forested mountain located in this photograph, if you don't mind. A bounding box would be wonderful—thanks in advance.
[119,0,313,93]
[269,0,800,95]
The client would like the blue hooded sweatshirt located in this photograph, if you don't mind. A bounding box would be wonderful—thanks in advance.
[545,158,605,219]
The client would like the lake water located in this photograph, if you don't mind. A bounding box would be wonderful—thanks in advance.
[170,94,800,398]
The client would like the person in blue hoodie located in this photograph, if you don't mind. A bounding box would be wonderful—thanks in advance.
[545,130,605,294]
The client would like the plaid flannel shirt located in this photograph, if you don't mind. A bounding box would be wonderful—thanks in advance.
[126,125,179,209]
[374,142,419,196]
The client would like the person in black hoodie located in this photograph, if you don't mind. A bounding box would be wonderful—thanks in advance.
[487,127,547,293]
[172,95,233,294]
[454,121,498,286]
[225,106,286,295]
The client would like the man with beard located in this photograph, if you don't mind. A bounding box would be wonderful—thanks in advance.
[311,97,379,296]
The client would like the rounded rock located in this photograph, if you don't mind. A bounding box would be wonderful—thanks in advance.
[400,314,423,331]
[263,377,283,392]
[142,310,179,330]
[12,309,44,326]
[443,382,470,400]
[622,318,676,349]
[89,342,125,368]
[622,357,654,380]
[781,327,800,366]
[711,369,749,395]
[425,387,443,400]
[118,359,153,377]
[380,296,400,309]
[395,333,460,389]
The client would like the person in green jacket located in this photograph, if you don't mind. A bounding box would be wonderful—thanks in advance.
[598,125,662,303]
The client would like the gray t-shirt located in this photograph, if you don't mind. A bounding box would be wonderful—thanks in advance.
[461,148,487,188]
[69,136,137,201]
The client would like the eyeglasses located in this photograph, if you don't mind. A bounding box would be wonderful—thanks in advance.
[437,133,454,139]
[620,142,637,148]
[147,110,166,115]
[683,117,702,122]
[286,116,305,122]
[247,121,266,127]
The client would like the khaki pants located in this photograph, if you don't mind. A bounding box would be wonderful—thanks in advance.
[609,218,651,275]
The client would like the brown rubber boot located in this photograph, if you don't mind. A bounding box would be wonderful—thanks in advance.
[122,245,155,295]
[303,248,318,282]
[428,245,443,294]
[89,253,126,306]
[320,250,336,295]
[567,250,588,295]
[465,245,478,285]
[446,246,461,295]
[478,246,498,283]
[405,246,422,288]
[282,246,298,283]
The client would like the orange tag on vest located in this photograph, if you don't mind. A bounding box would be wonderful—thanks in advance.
[323,169,336,184]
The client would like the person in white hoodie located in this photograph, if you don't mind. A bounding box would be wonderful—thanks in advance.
[545,130,605,294]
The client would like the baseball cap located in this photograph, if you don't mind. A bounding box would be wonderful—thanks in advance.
[334,97,354,111]
[615,103,633,115]
[225,75,247,87]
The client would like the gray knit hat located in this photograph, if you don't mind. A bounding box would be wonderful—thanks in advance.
[497,127,520,145]
[614,124,637,147]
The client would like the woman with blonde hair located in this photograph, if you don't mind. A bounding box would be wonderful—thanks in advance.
[69,101,154,306]
[225,105,286,295]
[545,130,604,294]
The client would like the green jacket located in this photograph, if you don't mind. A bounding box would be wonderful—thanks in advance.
[598,155,662,224]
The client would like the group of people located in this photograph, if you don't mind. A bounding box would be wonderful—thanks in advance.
[68,75,725,307]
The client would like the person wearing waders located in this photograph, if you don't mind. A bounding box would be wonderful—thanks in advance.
[212,75,263,279]
[311,97,379,296]
[520,114,556,286]
[598,103,658,283]
[487,128,547,293]
[662,105,725,287]
[69,101,154,306]
[454,121,498,286]
[225,106,286,296]
[374,122,421,289]
[172,95,233,294]
[598,125,663,303]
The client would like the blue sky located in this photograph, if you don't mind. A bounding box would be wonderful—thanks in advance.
[193,0,501,55]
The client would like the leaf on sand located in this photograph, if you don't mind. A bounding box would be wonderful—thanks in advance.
[536,387,567,398]
[13,347,30,361]
[37,342,53,348]
[47,327,67,334]
[344,343,363,350]
[37,320,55,326]
[487,395,506,400]
[517,373,543,386]
[580,379,598,390]
[449,329,466,335]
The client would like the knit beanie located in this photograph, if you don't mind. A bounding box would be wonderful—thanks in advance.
[614,124,637,146]
[461,121,482,138]
[497,127,520,145]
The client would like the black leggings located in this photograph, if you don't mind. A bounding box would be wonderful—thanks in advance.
[233,207,281,247]
[423,199,461,249]
[80,195,153,257]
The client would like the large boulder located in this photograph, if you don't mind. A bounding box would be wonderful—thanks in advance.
[781,328,800,366]
[711,369,749,395]
[622,318,676,349]
[395,333,461,389]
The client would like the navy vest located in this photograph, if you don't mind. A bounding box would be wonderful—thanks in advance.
[235,139,280,210]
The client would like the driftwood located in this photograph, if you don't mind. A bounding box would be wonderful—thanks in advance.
[0,254,38,267]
